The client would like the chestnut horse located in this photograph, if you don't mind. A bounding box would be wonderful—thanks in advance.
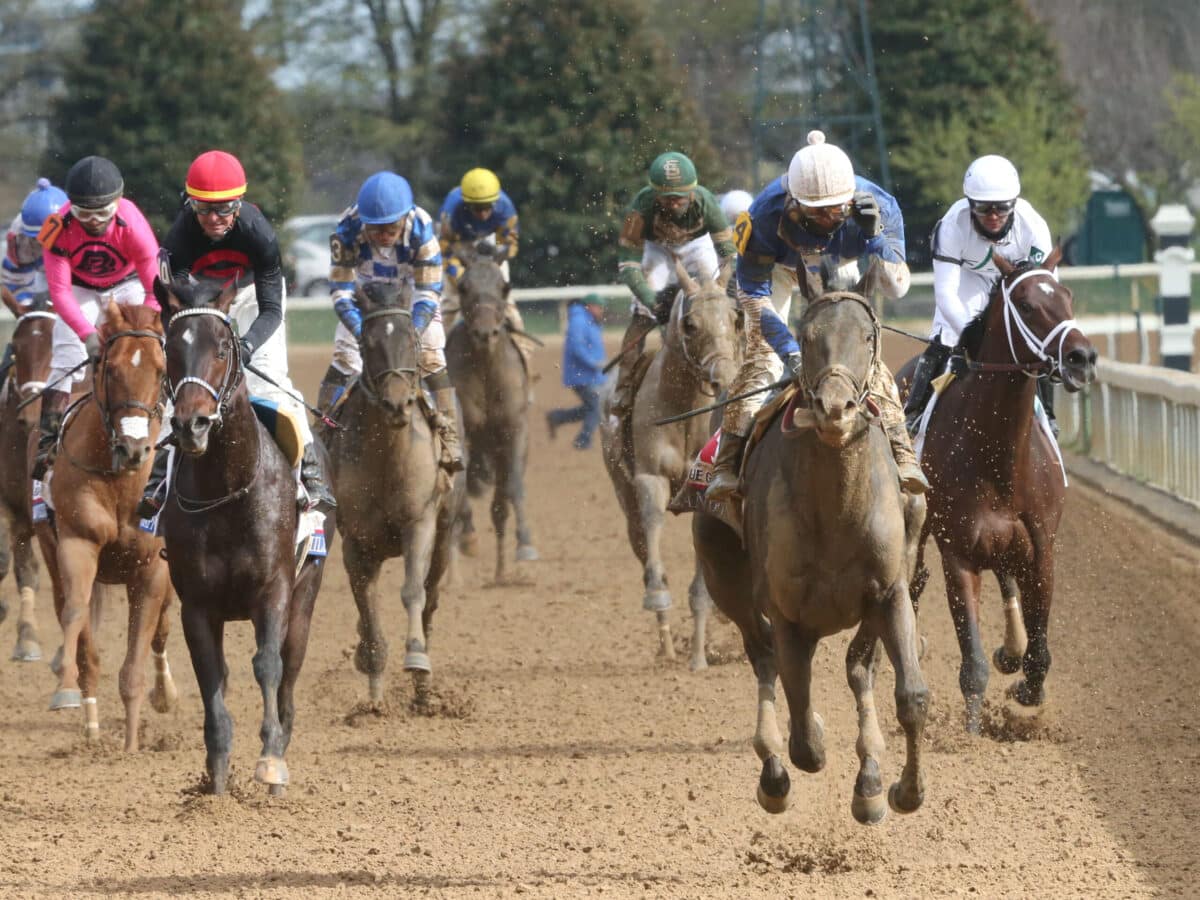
[36,302,178,749]
[0,295,54,661]
[896,248,1097,733]
[161,278,334,795]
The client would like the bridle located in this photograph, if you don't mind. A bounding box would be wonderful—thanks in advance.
[356,307,419,408]
[963,268,1081,380]
[165,307,244,431]
[671,290,736,397]
[11,310,56,398]
[796,291,880,414]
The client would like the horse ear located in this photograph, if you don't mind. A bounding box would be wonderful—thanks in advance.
[502,280,512,300]
[674,259,699,296]
[796,263,824,304]
[992,251,1014,277]
[1044,244,1063,271]
[215,278,239,313]
[105,299,123,330]
[852,260,881,299]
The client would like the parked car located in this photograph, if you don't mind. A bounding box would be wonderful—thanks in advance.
[281,214,340,297]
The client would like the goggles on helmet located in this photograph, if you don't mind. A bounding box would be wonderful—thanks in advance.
[10,233,40,266]
[70,200,119,225]
[969,199,1016,216]
[467,202,494,214]
[190,198,242,218]
[796,200,851,235]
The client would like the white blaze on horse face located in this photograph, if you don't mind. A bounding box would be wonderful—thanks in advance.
[182,327,195,346]
[1037,283,1055,296]
[119,416,150,440]
[131,349,142,367]
[386,321,395,336]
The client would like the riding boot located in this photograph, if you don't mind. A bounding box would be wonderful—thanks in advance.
[1037,378,1059,438]
[886,421,930,495]
[903,341,951,435]
[704,430,748,501]
[299,441,337,510]
[31,389,70,481]
[136,443,172,520]
[433,386,465,474]
[316,365,351,416]
[610,312,658,420]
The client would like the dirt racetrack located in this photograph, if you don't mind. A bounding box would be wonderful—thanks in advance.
[0,338,1197,899]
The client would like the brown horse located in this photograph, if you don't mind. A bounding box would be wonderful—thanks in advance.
[324,281,459,704]
[600,265,740,668]
[0,296,55,661]
[445,250,537,582]
[35,302,178,750]
[694,265,929,824]
[896,248,1097,733]
[161,277,334,794]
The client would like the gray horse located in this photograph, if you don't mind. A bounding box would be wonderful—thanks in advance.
[324,282,459,703]
[445,251,537,583]
[600,265,741,669]
[693,266,929,824]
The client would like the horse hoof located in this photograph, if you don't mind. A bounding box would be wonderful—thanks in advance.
[756,757,790,814]
[403,651,431,673]
[1006,680,1045,708]
[49,689,82,710]
[515,544,539,562]
[149,678,179,714]
[368,675,385,703]
[993,646,1022,675]
[688,653,708,673]
[254,756,289,786]
[790,713,826,773]
[83,722,100,743]
[458,532,479,558]
[851,791,888,825]
[888,781,923,814]
[268,784,286,797]
[643,591,671,612]
[12,640,42,662]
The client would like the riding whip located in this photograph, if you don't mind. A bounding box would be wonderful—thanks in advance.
[15,359,89,411]
[882,323,931,343]
[507,327,546,348]
[244,361,341,430]
[652,376,794,426]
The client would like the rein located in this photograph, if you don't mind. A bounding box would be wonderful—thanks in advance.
[12,310,56,397]
[356,307,419,408]
[964,268,1081,378]
[796,292,880,416]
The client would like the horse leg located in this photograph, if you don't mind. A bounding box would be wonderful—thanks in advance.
[345,537,387,703]
[119,566,169,752]
[992,570,1026,675]
[276,566,320,794]
[771,615,824,773]
[507,425,538,563]
[181,603,233,793]
[633,472,674,660]
[846,627,888,824]
[941,553,987,734]
[148,587,179,713]
[1010,562,1053,707]
[10,520,42,662]
[0,517,11,624]
[750,646,788,814]
[251,580,291,790]
[908,517,932,660]
[490,454,511,583]
[874,584,929,816]
[78,608,101,741]
[401,514,439,684]
[687,556,711,672]
[49,536,99,713]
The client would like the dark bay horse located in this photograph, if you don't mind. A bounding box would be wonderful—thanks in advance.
[445,251,537,582]
[161,279,334,794]
[896,248,1097,733]
[324,282,459,704]
[35,302,178,750]
[600,265,740,668]
[0,296,55,661]
[694,266,929,824]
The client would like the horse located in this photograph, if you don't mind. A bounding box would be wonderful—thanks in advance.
[693,264,929,824]
[324,281,459,704]
[895,247,1097,733]
[444,247,538,582]
[0,295,55,661]
[599,264,741,669]
[34,301,179,750]
[160,277,335,794]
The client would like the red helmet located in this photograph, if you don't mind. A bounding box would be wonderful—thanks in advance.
[185,150,247,202]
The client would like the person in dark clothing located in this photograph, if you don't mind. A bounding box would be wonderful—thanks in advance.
[547,293,607,450]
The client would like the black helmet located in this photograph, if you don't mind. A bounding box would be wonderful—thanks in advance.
[65,156,124,209]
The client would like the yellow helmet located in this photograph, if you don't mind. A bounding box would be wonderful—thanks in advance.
[461,168,501,205]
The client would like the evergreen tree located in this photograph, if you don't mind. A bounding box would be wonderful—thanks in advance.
[42,0,302,234]
[866,0,1088,260]
[431,0,723,285]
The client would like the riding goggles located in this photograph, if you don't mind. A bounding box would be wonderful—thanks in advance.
[467,202,494,215]
[969,199,1016,216]
[71,200,120,225]
[190,198,242,218]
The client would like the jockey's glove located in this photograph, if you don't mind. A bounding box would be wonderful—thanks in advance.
[784,351,803,378]
[84,331,102,365]
[238,337,254,362]
[851,191,882,238]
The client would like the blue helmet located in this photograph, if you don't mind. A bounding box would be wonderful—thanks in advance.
[356,171,414,225]
[19,178,69,237]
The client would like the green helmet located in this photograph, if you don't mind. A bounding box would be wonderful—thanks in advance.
[648,152,698,197]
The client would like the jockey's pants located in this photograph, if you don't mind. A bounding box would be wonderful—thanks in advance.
[629,236,720,319]
[49,277,146,388]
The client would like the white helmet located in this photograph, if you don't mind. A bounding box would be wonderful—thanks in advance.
[719,189,754,223]
[786,130,855,207]
[963,155,1020,202]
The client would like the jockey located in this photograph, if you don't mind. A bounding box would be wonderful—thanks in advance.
[718,190,755,299]
[316,170,463,472]
[0,178,68,381]
[706,130,928,501]
[612,152,736,418]
[904,154,1057,434]
[32,156,160,480]
[438,168,521,317]
[138,149,336,517]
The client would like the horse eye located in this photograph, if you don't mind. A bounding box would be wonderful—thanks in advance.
[1018,301,1033,315]
[684,319,698,334]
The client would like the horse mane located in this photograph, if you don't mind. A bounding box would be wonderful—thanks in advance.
[956,259,1042,358]
[359,280,412,310]
[167,277,229,308]
[460,256,507,304]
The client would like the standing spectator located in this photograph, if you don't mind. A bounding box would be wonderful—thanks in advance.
[547,293,607,450]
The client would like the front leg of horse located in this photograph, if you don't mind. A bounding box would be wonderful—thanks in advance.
[251,584,292,791]
[750,656,790,814]
[941,553,988,733]
[846,627,888,825]
[507,428,538,563]
[401,516,439,680]
[875,584,930,816]
[11,527,43,662]
[490,476,511,584]
[1009,570,1053,707]
[119,567,171,751]
[633,473,675,660]
[687,558,711,671]
[181,604,234,794]
[49,537,99,714]
[148,590,179,714]
[345,538,387,703]
[772,616,824,774]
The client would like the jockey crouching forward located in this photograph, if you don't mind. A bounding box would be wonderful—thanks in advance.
[315,170,464,473]
[32,156,160,481]
[139,150,336,517]
[610,151,736,420]
[904,154,1057,435]
[705,131,929,501]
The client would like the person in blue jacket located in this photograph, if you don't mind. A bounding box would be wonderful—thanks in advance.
[546,293,607,450]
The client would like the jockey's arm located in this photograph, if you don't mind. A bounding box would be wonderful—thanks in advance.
[240,232,285,357]
[496,212,519,260]
[41,239,93,340]
[122,202,162,311]
[617,210,656,310]
[410,214,444,332]
[329,233,362,337]
[932,258,972,339]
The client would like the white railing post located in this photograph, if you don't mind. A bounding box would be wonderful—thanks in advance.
[1150,204,1196,371]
